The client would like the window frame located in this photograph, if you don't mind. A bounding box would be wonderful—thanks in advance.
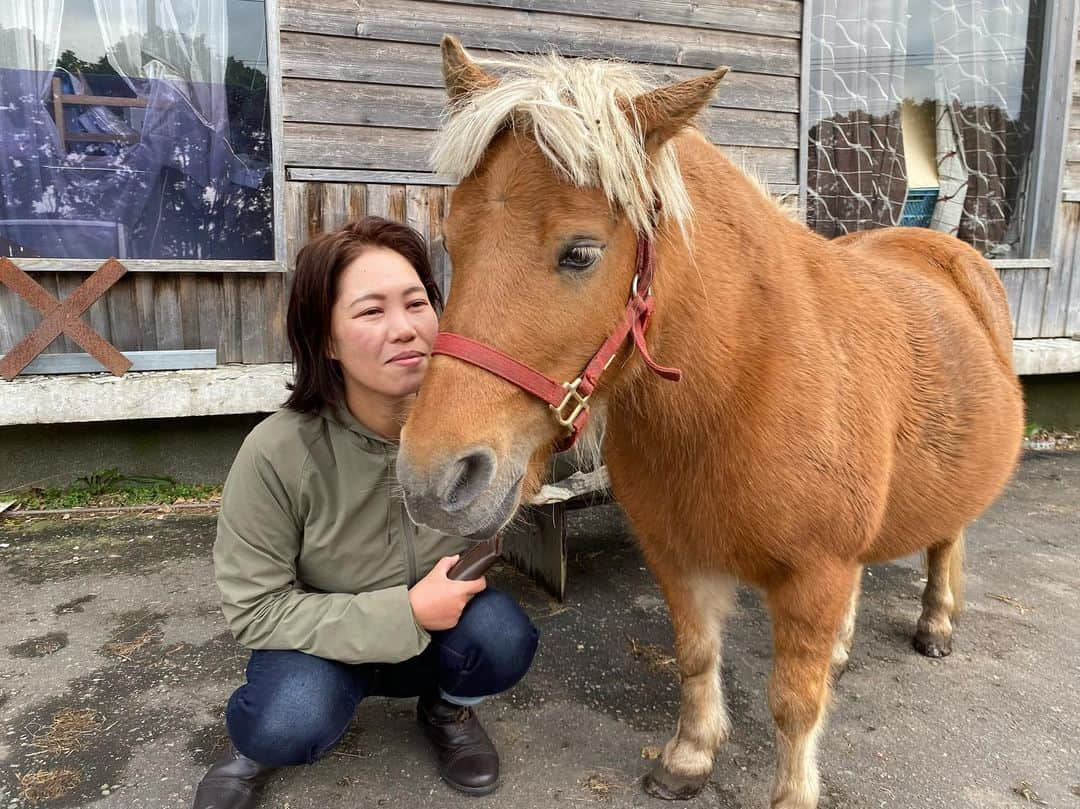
[6,0,287,275]
[797,0,1078,264]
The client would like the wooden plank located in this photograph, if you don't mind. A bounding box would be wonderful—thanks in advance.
[179,274,201,350]
[424,185,450,297]
[1043,202,1079,337]
[279,32,800,112]
[133,274,158,351]
[1015,267,1049,339]
[239,274,269,364]
[196,275,226,357]
[501,504,567,600]
[1065,161,1080,189]
[319,182,352,232]
[285,180,309,269]
[264,272,290,363]
[152,274,184,350]
[997,268,1026,335]
[13,349,217,375]
[14,259,286,274]
[0,287,23,353]
[434,0,802,38]
[104,275,140,352]
[280,0,801,76]
[220,275,244,363]
[387,185,407,223]
[285,122,799,183]
[1067,228,1080,337]
[289,168,450,184]
[365,184,392,219]
[283,78,799,148]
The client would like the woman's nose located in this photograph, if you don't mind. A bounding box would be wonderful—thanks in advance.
[388,308,418,341]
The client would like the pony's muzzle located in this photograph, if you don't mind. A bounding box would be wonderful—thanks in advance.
[398,445,521,538]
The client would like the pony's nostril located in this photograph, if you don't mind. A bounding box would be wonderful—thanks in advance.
[446,460,470,506]
[438,448,496,512]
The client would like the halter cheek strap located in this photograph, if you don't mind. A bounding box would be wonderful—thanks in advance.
[431,233,682,451]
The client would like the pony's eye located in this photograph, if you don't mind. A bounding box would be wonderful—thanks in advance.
[558,244,604,271]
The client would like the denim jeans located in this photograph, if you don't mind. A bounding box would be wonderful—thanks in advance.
[225,588,539,767]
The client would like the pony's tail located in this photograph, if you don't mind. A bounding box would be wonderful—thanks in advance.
[948,529,965,618]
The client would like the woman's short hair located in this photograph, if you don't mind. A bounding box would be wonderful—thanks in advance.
[284,216,445,414]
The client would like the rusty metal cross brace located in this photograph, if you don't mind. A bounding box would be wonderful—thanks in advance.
[0,257,132,381]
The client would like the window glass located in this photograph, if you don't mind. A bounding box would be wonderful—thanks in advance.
[0,0,274,260]
[807,0,1044,258]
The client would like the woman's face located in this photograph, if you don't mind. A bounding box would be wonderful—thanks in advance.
[329,246,440,403]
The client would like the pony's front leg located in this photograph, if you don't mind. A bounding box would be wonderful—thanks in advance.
[642,572,736,800]
[765,565,859,809]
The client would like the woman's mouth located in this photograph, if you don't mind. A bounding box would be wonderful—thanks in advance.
[387,351,426,367]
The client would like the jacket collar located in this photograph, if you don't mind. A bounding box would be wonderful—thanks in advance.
[321,403,399,451]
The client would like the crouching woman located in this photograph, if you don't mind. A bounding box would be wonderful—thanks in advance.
[193,217,539,809]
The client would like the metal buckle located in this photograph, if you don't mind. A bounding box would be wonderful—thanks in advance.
[631,273,652,298]
[551,376,590,431]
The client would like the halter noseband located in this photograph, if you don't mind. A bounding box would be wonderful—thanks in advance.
[430,232,682,451]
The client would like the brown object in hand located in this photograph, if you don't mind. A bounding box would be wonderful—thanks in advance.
[447,536,503,581]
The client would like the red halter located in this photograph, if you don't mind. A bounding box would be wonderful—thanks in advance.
[430,233,682,451]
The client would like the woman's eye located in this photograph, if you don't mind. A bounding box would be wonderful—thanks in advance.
[356,308,381,318]
[558,244,604,271]
[408,299,429,310]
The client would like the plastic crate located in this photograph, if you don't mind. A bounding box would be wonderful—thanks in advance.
[900,187,939,227]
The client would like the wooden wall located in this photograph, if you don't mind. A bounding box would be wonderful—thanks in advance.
[2,0,802,366]
[1002,20,1080,342]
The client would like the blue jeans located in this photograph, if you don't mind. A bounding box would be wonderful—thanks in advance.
[225,588,538,767]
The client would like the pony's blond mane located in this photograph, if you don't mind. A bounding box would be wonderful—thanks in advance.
[431,53,694,237]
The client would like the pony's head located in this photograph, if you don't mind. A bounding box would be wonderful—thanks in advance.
[398,36,726,538]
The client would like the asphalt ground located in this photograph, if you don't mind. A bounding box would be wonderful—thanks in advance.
[1,450,1077,808]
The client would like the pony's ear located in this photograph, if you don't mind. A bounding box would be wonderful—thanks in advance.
[441,35,498,106]
[625,67,729,151]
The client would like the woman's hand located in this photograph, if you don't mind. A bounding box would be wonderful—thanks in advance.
[408,555,487,630]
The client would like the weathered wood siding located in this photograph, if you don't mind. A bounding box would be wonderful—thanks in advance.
[2,0,802,366]
[279,0,803,193]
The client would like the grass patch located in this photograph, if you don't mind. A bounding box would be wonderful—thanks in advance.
[8,468,221,511]
[18,768,82,804]
[30,708,105,756]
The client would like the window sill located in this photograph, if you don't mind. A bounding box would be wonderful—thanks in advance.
[10,259,287,274]
[990,258,1053,270]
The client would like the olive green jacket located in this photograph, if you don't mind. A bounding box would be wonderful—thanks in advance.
[213,405,471,664]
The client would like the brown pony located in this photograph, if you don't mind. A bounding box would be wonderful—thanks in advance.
[398,37,1024,808]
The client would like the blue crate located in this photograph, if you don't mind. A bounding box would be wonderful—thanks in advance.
[900,187,939,227]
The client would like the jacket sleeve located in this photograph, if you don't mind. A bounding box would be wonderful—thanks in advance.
[213,436,431,664]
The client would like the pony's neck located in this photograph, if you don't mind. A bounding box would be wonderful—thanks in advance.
[613,132,815,436]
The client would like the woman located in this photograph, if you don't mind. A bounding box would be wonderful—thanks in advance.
[194,217,539,809]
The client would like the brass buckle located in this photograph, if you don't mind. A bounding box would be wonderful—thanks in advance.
[551,377,590,431]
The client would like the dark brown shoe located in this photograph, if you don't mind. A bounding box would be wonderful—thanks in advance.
[192,741,274,809]
[417,695,500,795]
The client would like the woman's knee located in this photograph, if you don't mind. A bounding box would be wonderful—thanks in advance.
[440,589,539,695]
[226,650,360,766]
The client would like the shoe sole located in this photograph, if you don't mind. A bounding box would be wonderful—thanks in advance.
[441,775,499,796]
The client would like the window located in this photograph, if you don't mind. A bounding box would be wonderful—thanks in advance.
[0,0,275,261]
[805,0,1046,259]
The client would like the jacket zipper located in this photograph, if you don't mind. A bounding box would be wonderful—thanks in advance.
[401,500,419,586]
[388,448,420,586]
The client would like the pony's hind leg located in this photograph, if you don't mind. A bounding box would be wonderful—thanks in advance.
[642,572,736,800]
[766,565,859,809]
[830,566,862,683]
[913,530,965,658]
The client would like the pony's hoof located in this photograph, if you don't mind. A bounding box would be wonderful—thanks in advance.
[642,763,709,800]
[913,632,952,658]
